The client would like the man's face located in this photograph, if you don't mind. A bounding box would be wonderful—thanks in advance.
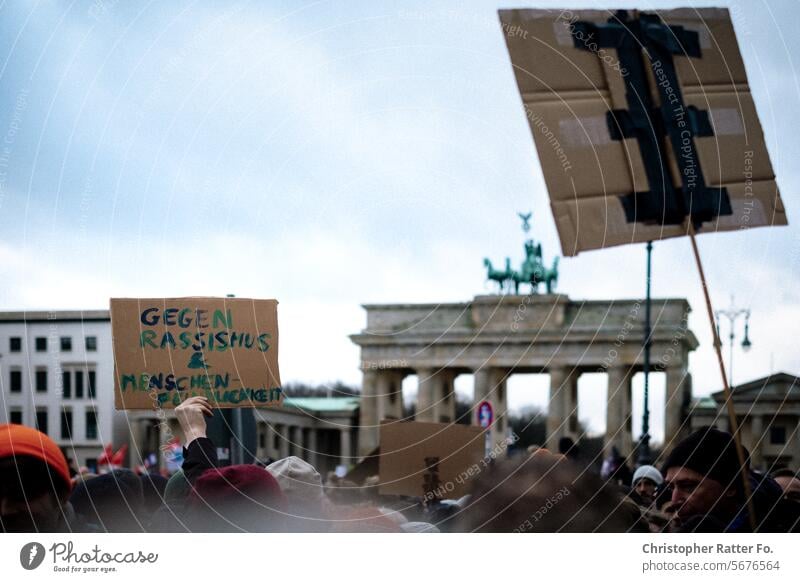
[634,478,658,503]
[774,476,800,503]
[664,466,732,523]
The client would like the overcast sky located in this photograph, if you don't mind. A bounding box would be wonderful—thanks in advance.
[1,0,798,443]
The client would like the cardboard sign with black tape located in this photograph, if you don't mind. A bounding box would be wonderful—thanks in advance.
[378,420,485,500]
[499,8,787,255]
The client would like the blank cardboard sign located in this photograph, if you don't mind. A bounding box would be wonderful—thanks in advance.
[499,8,787,256]
[378,421,485,500]
[111,297,282,409]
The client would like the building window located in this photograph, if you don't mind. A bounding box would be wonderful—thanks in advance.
[10,369,22,393]
[85,409,98,440]
[259,432,266,449]
[10,409,23,424]
[36,368,47,393]
[36,409,48,435]
[60,409,73,439]
[60,337,72,352]
[770,426,786,445]
[62,371,71,398]
[9,337,22,352]
[75,370,84,399]
[273,427,281,451]
[35,337,47,352]
[88,370,96,399]
[85,336,97,351]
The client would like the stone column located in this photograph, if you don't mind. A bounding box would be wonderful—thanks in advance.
[358,370,379,459]
[473,368,491,406]
[664,367,689,453]
[340,425,352,467]
[292,425,303,458]
[414,368,456,423]
[278,423,290,459]
[547,367,578,449]
[437,370,456,423]
[750,414,764,471]
[376,370,404,421]
[306,428,318,469]
[493,374,508,441]
[605,366,632,455]
[415,368,436,422]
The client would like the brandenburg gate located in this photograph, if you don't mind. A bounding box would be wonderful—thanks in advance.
[351,294,698,459]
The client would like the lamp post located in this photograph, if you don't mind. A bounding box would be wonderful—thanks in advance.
[714,296,752,388]
[637,241,653,466]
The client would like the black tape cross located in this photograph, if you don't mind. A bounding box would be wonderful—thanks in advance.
[571,10,731,229]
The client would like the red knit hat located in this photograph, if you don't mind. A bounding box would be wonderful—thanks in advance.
[191,465,287,510]
[0,424,72,492]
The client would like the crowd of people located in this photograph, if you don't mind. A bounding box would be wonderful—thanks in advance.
[2,396,799,533]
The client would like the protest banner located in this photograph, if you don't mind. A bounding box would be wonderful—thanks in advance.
[499,8,787,256]
[378,420,485,500]
[111,297,282,409]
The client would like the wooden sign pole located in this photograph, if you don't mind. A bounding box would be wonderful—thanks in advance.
[688,224,757,531]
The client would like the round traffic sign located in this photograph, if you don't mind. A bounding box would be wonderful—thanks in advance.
[477,400,494,428]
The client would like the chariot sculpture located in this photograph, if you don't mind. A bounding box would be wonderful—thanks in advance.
[483,212,559,294]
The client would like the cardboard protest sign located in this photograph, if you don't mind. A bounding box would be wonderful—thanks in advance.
[111,297,282,409]
[378,420,485,500]
[499,8,787,255]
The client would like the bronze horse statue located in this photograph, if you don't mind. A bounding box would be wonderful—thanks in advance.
[483,258,514,292]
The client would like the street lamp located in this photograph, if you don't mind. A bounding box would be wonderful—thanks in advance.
[637,241,654,467]
[714,296,752,388]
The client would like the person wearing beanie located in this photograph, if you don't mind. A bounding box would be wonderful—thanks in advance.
[0,423,73,532]
[266,456,330,531]
[266,456,324,508]
[662,426,750,531]
[69,470,144,532]
[187,465,287,532]
[631,465,663,506]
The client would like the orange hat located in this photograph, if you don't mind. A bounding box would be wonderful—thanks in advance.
[0,424,72,492]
